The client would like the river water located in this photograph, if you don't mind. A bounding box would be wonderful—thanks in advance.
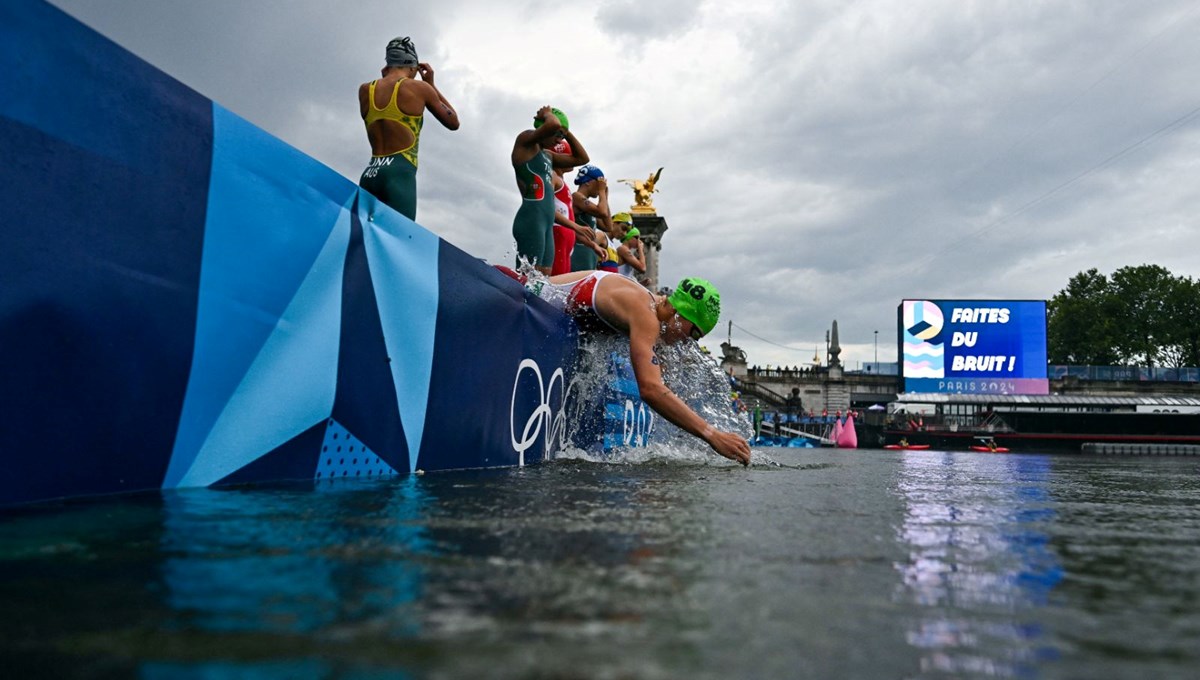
[2,448,1199,679]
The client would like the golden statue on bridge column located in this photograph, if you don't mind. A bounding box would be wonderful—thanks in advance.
[619,167,663,213]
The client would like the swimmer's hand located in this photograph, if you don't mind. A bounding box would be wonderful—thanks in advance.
[417,62,435,84]
[706,428,752,466]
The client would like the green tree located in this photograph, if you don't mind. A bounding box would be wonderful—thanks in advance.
[1049,264,1198,368]
[1047,268,1119,365]
[1109,264,1177,367]
[1162,275,1200,368]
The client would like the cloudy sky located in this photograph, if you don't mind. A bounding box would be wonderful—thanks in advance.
[50,0,1200,369]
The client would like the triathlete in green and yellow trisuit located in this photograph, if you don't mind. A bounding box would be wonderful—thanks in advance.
[360,79,422,219]
[358,37,459,221]
[510,106,590,273]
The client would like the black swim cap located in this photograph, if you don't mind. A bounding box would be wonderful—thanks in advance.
[386,37,418,68]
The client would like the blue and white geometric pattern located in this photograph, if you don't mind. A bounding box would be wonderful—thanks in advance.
[316,419,399,481]
[358,193,440,474]
[164,104,355,488]
[0,1,588,506]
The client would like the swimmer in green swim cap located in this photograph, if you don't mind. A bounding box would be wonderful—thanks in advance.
[668,277,721,340]
[510,106,590,273]
[533,107,569,131]
[514,269,749,465]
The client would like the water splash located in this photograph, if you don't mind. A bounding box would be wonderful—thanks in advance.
[552,321,775,467]
[515,268,770,467]
[657,340,754,440]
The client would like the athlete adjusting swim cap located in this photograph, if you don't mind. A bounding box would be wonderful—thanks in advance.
[533,107,569,130]
[622,227,641,242]
[574,164,604,185]
[386,37,418,68]
[669,277,721,338]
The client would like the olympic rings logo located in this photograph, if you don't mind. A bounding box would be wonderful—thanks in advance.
[510,358,572,465]
[623,399,656,447]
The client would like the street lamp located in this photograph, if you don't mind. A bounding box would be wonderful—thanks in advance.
[874,330,878,368]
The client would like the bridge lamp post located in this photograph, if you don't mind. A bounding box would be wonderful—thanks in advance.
[874,330,878,368]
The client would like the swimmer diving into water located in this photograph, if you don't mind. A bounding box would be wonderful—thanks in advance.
[500,268,753,465]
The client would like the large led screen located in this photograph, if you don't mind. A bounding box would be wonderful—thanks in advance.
[899,300,1048,395]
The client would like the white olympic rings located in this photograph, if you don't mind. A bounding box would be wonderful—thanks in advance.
[510,358,570,465]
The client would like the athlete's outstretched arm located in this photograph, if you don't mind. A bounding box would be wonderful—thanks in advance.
[625,310,751,465]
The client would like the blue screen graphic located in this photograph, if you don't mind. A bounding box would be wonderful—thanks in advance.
[899,300,1048,395]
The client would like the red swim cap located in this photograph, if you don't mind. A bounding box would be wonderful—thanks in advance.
[551,139,572,155]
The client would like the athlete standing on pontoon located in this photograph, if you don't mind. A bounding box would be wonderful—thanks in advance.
[358,37,459,220]
[511,107,590,274]
[506,268,752,465]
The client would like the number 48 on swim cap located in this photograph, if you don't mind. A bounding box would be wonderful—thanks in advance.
[669,277,721,337]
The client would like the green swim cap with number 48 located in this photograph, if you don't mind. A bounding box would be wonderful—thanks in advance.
[669,277,721,337]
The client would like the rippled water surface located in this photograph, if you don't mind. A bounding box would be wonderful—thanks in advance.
[2,449,1199,679]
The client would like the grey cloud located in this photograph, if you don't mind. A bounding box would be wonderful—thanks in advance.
[51,0,442,160]
[595,0,703,41]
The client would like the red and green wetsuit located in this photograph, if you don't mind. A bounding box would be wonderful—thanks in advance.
[512,150,555,268]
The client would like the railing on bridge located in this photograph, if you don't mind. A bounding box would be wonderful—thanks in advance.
[1049,365,1200,383]
[750,362,900,376]
[751,363,1200,382]
[745,366,825,380]
[852,362,900,376]
[733,378,789,409]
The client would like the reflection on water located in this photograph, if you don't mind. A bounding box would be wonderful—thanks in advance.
[897,452,1064,677]
[161,477,432,637]
[2,451,1199,678]
[155,467,707,678]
